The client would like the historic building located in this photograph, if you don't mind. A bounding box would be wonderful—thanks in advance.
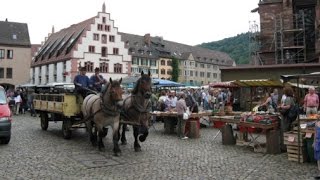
[0,19,31,89]
[120,33,234,85]
[30,3,131,85]
[250,0,320,65]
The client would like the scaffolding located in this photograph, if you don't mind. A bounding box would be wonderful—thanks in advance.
[249,21,263,65]
[274,12,306,64]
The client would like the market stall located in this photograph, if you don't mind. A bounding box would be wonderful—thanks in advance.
[280,72,320,163]
[210,112,280,154]
[151,111,212,138]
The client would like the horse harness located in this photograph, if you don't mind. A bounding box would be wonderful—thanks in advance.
[83,82,120,121]
[120,94,151,126]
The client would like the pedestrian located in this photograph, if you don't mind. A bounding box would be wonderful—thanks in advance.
[314,120,320,177]
[304,86,319,116]
[278,86,295,152]
[176,92,188,140]
[14,90,22,115]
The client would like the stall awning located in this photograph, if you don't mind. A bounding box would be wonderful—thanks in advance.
[233,79,283,87]
[209,81,238,88]
[153,79,185,87]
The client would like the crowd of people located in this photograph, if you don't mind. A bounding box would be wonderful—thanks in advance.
[5,88,36,116]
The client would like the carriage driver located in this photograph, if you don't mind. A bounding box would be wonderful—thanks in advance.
[74,67,91,100]
[90,67,106,92]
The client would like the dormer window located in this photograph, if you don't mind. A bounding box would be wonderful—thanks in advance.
[134,42,138,46]
[12,34,17,40]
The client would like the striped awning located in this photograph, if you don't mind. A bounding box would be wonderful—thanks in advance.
[209,81,237,88]
[232,79,283,87]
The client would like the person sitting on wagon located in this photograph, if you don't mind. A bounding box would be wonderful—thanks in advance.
[90,67,107,92]
[74,67,91,100]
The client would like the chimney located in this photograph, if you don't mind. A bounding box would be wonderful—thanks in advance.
[144,33,151,46]
[5,18,8,22]
[102,2,106,13]
[52,25,55,34]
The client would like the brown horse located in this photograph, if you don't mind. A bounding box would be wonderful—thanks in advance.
[119,71,152,152]
[81,78,123,156]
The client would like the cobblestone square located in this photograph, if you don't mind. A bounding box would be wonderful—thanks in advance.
[0,114,318,179]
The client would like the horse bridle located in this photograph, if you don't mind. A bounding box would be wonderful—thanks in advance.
[99,82,120,116]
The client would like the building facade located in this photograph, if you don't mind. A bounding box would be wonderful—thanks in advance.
[0,20,31,89]
[120,33,234,85]
[31,3,131,85]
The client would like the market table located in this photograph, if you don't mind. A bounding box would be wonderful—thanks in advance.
[151,111,212,138]
[210,114,280,154]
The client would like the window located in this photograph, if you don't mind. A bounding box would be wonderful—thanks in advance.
[89,46,95,53]
[207,72,211,78]
[0,68,3,78]
[141,58,148,66]
[207,64,211,68]
[100,62,109,73]
[7,50,13,59]
[200,64,204,68]
[132,57,139,65]
[184,70,187,76]
[195,63,198,67]
[114,63,122,73]
[97,24,103,31]
[161,69,165,75]
[150,60,156,66]
[213,73,217,78]
[105,25,110,32]
[167,70,172,75]
[167,61,172,66]
[190,62,194,67]
[109,35,115,42]
[200,72,204,77]
[85,61,94,72]
[93,34,99,41]
[190,71,193,76]
[101,47,107,57]
[195,71,198,76]
[161,60,165,65]
[113,48,119,55]
[101,35,107,44]
[0,49,4,59]
[102,17,106,23]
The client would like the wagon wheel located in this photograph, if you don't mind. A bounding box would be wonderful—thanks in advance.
[62,120,72,139]
[40,113,49,131]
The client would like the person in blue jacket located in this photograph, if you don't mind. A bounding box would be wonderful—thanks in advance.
[74,67,91,99]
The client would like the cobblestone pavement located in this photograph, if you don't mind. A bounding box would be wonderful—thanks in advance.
[0,114,318,180]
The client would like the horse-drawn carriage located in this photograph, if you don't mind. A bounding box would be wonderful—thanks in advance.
[33,71,152,156]
[33,83,84,139]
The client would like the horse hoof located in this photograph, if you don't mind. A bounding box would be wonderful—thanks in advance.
[134,147,141,152]
[121,141,127,145]
[114,151,121,157]
[139,136,146,142]
[98,147,105,152]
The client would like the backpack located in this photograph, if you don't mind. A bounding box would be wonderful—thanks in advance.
[285,96,299,122]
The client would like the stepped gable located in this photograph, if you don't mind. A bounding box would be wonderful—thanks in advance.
[0,20,31,47]
[32,17,95,66]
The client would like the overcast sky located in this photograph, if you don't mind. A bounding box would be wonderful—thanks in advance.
[1,0,260,46]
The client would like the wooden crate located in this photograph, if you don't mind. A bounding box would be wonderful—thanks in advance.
[283,131,304,146]
[286,145,307,163]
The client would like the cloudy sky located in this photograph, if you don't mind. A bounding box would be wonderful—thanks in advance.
[1,0,260,45]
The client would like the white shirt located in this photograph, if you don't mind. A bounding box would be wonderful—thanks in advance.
[281,94,287,105]
[14,95,22,103]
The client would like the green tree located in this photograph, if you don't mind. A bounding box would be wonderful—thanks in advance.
[171,57,179,82]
